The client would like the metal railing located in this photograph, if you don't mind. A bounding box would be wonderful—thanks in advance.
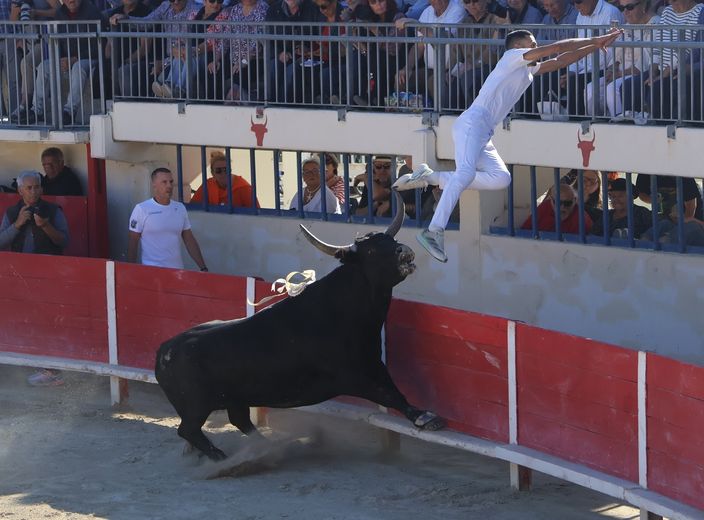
[2,21,704,127]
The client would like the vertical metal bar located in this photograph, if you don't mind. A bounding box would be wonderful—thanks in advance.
[273,149,282,215]
[342,153,350,220]
[507,165,515,237]
[319,152,327,218]
[553,169,561,239]
[650,175,660,251]
[390,155,398,218]
[296,151,304,218]
[365,153,374,221]
[200,146,209,211]
[626,172,635,248]
[577,169,585,240]
[176,144,184,202]
[601,170,609,246]
[250,148,258,213]
[226,147,233,211]
[676,176,685,252]
[530,166,538,238]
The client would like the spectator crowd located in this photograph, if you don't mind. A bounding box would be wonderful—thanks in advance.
[1,0,704,123]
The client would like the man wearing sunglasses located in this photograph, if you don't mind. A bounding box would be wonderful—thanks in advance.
[393,28,620,262]
[521,183,593,233]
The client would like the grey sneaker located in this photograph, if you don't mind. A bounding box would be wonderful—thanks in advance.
[416,228,447,263]
[392,163,435,191]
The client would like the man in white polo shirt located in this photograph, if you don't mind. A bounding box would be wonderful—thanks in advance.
[127,167,208,271]
[393,28,622,263]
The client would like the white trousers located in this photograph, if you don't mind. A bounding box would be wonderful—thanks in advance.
[429,105,511,232]
[585,76,626,117]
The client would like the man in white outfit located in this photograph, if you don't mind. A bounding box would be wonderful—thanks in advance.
[392,28,622,262]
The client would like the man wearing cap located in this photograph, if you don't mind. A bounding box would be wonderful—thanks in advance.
[592,178,651,239]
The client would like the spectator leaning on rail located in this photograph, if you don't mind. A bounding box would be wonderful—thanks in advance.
[190,150,259,207]
[591,178,652,239]
[29,0,109,126]
[127,167,209,271]
[585,0,658,118]
[538,0,622,116]
[40,147,84,196]
[395,0,466,106]
[289,155,341,214]
[354,155,395,217]
[520,182,593,234]
[0,170,70,387]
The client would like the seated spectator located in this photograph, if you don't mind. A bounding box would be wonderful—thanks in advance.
[622,0,702,120]
[0,170,70,387]
[354,155,394,217]
[538,0,577,41]
[592,178,652,238]
[105,0,154,98]
[190,0,229,100]
[521,183,593,233]
[323,153,346,206]
[191,150,259,207]
[395,0,465,106]
[586,0,658,118]
[396,156,434,218]
[573,169,602,223]
[635,173,703,220]
[40,147,84,196]
[507,0,542,23]
[643,202,704,246]
[30,0,109,125]
[289,156,341,213]
[208,0,268,101]
[348,0,406,107]
[448,0,507,108]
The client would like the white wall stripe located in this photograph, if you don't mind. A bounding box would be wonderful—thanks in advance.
[508,320,517,445]
[638,351,648,488]
[246,277,255,318]
[105,261,120,405]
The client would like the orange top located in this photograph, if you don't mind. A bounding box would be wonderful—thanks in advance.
[191,176,260,208]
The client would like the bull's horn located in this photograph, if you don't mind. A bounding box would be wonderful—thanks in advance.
[384,190,405,237]
[299,224,355,257]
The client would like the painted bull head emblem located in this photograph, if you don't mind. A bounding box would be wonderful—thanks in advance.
[576,129,596,167]
[251,116,268,147]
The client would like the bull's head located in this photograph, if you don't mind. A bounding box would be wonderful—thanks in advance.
[300,191,416,284]
[251,116,268,147]
[576,129,596,168]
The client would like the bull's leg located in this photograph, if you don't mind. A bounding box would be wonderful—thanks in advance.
[227,405,264,439]
[350,363,446,432]
[177,411,227,461]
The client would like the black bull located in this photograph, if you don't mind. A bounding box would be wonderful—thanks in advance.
[155,193,445,460]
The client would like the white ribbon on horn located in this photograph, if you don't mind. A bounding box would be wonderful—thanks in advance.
[247,270,317,307]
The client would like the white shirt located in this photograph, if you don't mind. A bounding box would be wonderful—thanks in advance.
[418,0,465,70]
[472,48,540,128]
[569,0,624,73]
[129,198,192,269]
[289,187,341,214]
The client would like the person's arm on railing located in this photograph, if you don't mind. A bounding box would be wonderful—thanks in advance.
[523,28,622,64]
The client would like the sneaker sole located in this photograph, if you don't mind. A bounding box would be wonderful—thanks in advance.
[392,173,430,191]
[416,233,448,263]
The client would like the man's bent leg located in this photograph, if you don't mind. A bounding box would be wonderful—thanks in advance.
[470,140,511,191]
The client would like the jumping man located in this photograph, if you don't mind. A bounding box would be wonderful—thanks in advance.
[392,28,622,262]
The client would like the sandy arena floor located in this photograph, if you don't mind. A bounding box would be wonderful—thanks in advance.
[0,365,643,520]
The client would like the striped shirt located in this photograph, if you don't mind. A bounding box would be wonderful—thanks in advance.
[654,3,703,70]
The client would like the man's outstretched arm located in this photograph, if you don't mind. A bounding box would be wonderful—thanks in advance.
[534,43,603,75]
[523,28,622,64]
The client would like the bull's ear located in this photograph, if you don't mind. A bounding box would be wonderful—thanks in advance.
[299,224,355,257]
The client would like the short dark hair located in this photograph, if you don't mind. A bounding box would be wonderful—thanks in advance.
[41,147,64,162]
[505,29,533,50]
[151,167,172,180]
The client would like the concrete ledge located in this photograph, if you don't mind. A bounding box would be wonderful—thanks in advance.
[0,128,90,144]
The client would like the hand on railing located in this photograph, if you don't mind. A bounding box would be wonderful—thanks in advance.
[110,13,127,26]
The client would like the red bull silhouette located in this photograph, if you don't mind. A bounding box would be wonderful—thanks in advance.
[577,129,596,167]
[251,116,268,147]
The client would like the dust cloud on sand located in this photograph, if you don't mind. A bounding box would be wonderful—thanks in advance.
[0,366,642,520]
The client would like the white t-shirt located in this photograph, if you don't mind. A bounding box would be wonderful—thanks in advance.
[570,0,624,73]
[128,198,192,269]
[289,187,341,214]
[418,0,465,70]
[472,48,540,128]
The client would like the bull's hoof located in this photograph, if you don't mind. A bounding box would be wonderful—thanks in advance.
[413,411,446,431]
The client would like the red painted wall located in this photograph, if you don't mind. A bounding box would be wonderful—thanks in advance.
[114,263,247,370]
[0,253,107,361]
[515,324,639,481]
[647,355,704,511]
[386,300,509,442]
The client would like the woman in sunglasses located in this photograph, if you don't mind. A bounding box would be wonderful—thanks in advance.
[520,182,593,234]
[585,0,658,117]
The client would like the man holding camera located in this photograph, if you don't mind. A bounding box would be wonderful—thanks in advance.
[0,170,69,254]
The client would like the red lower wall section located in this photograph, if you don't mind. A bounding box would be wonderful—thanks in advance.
[115,263,247,370]
[647,355,704,511]
[0,253,107,361]
[515,324,638,482]
[1,254,704,513]
[386,300,509,443]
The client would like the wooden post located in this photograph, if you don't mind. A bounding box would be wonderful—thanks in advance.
[510,463,532,491]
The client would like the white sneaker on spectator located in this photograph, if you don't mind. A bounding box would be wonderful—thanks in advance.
[160,83,173,98]
[416,228,448,263]
[27,369,64,387]
[634,111,650,126]
[152,81,164,98]
[392,163,436,191]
